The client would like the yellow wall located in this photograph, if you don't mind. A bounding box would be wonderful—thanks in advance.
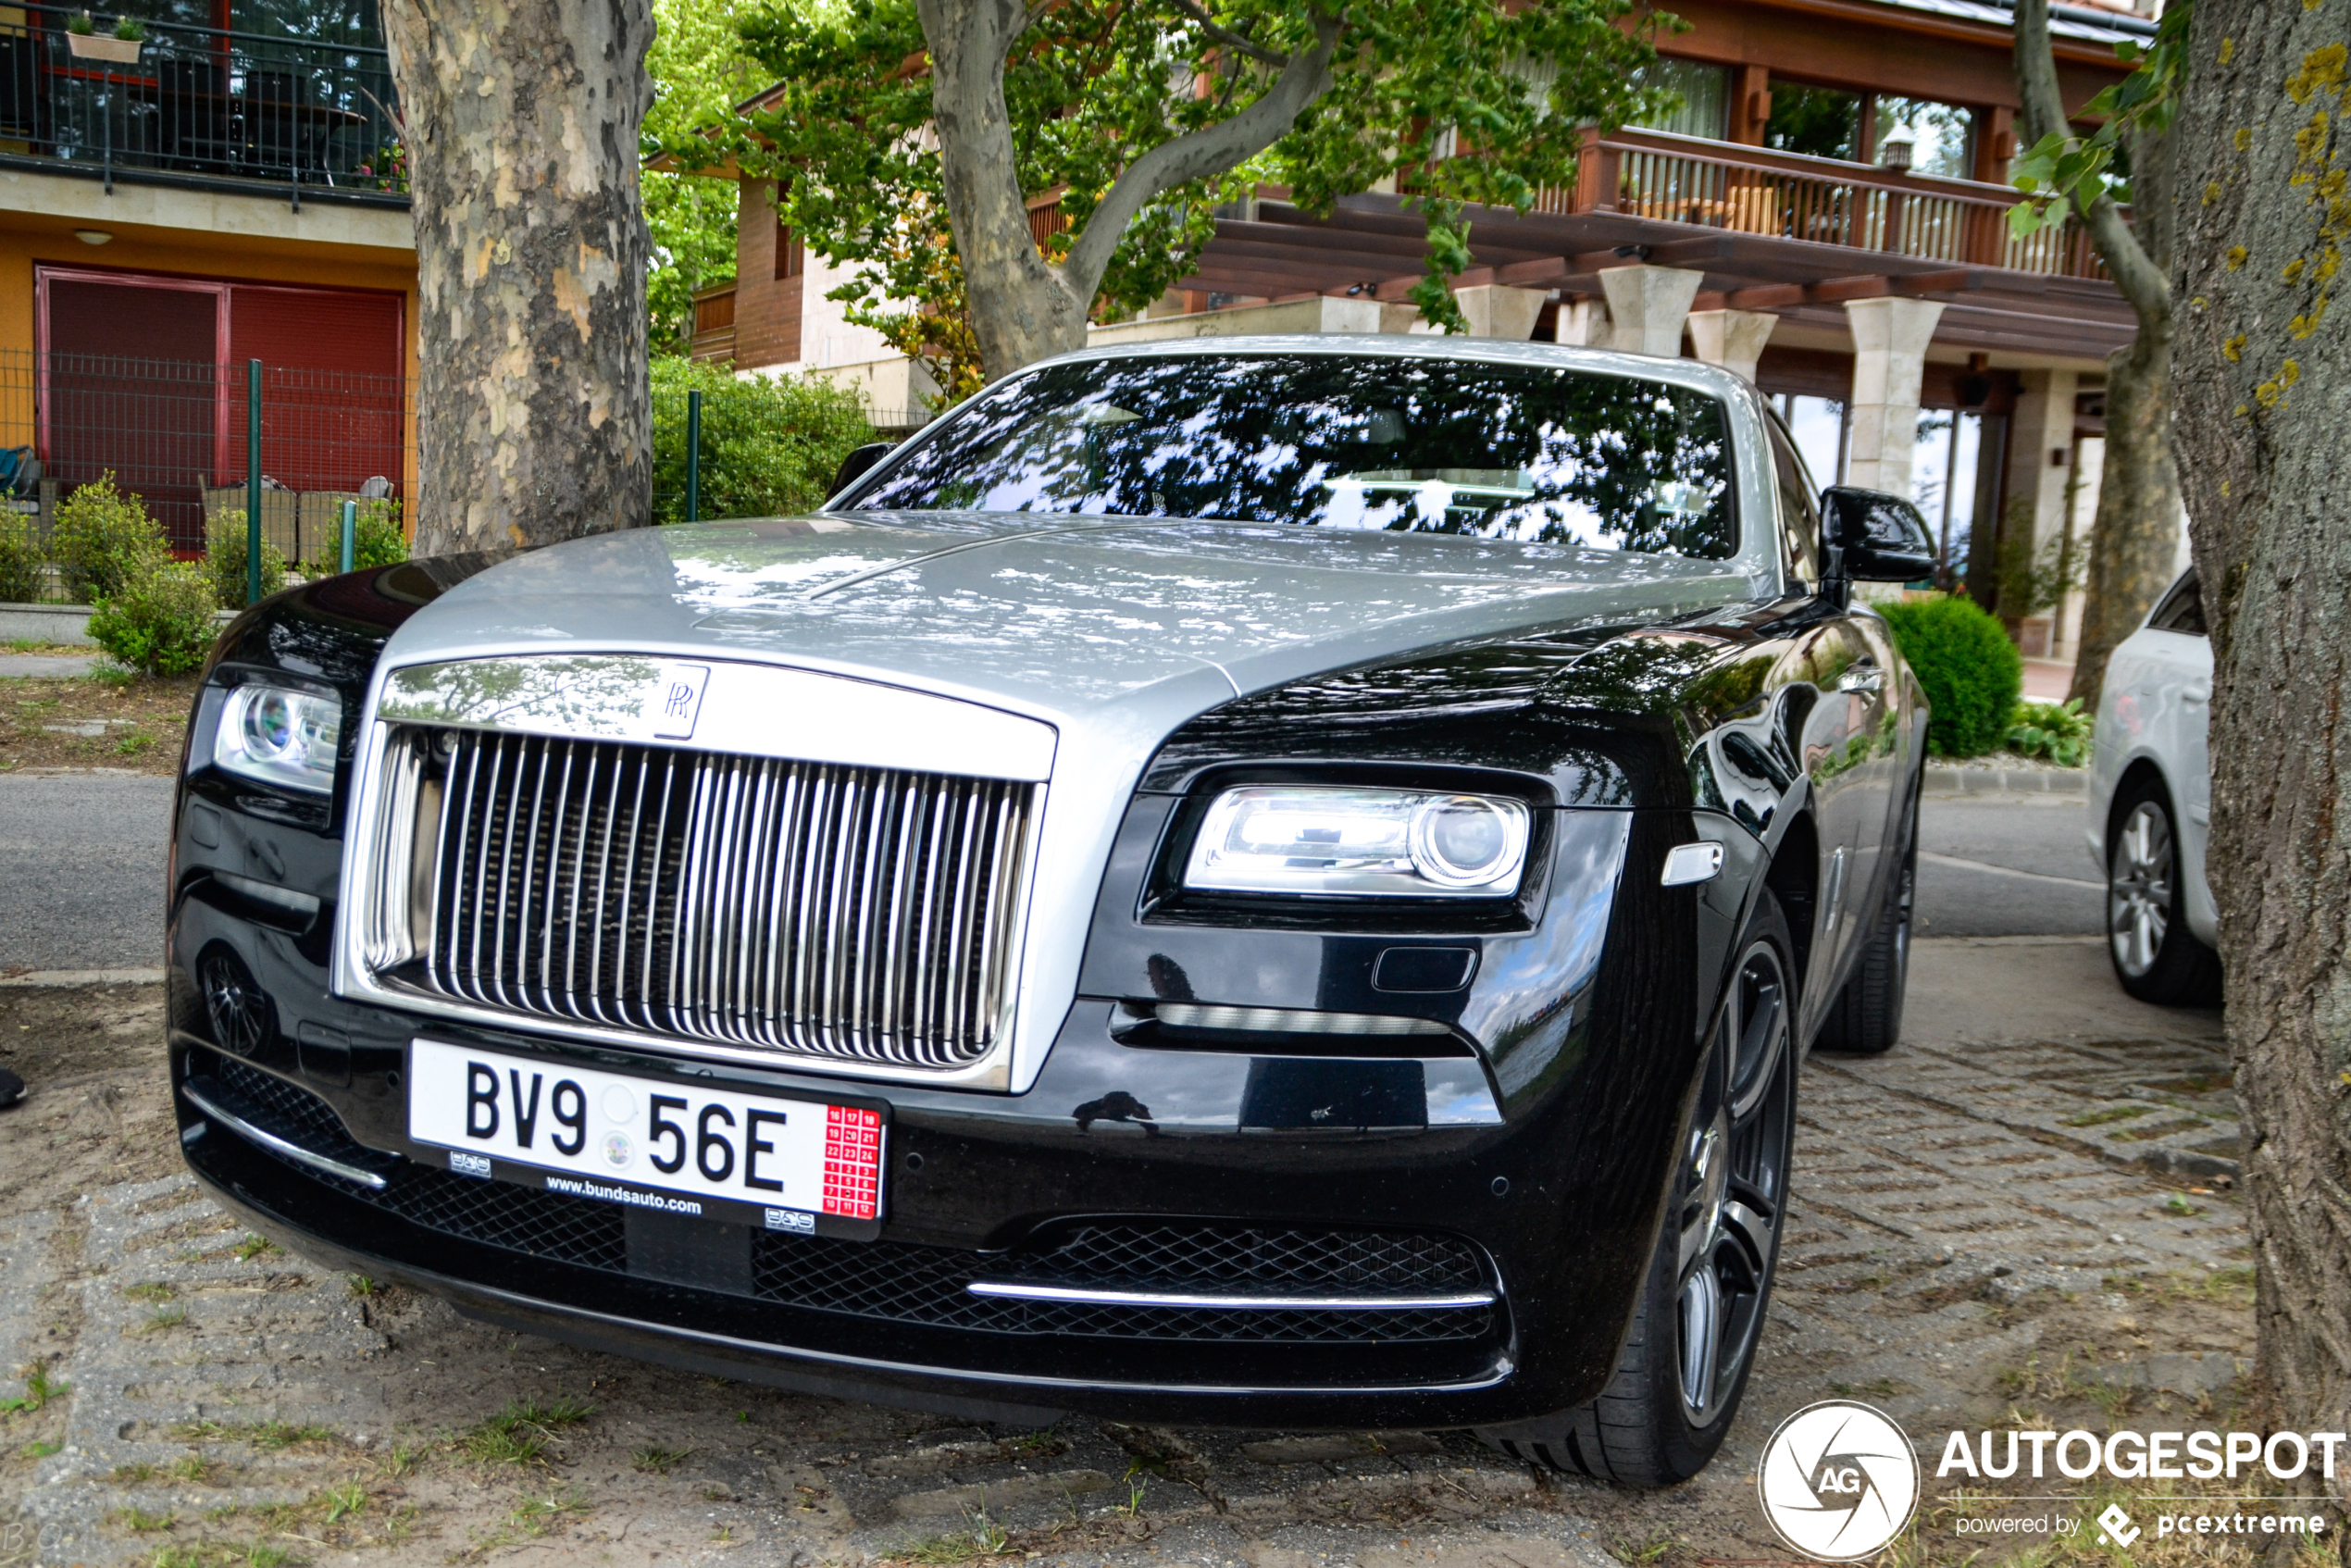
[0,202,420,515]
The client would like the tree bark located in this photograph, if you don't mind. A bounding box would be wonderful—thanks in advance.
[2012,0,2181,708]
[915,0,1337,380]
[2172,0,2351,1467]
[2067,121,2183,708]
[383,0,654,554]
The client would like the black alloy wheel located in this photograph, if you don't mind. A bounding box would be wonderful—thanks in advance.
[2106,776,2222,1006]
[200,946,275,1057]
[1478,890,1799,1485]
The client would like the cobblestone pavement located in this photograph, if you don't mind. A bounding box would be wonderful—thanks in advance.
[0,939,2251,1568]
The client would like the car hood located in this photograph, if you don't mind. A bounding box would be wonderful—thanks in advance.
[387,512,1761,726]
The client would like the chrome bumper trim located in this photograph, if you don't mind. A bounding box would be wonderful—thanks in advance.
[964,1281,1496,1311]
[180,1078,390,1191]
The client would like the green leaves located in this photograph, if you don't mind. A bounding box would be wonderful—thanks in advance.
[2008,0,2190,239]
[694,0,1673,363]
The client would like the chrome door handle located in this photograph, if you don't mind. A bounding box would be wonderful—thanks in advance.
[1835,666,1885,693]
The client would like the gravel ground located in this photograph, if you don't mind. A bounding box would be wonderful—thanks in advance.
[0,944,2279,1568]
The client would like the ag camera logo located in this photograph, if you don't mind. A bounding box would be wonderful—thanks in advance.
[1759,1400,1922,1560]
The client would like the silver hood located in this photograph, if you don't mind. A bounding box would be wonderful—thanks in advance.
[360,514,1765,1092]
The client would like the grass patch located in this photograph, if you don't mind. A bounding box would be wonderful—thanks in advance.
[631,1443,691,1475]
[109,1505,176,1532]
[0,1361,66,1416]
[141,1304,191,1334]
[168,1417,335,1450]
[902,1513,1014,1565]
[125,1281,179,1302]
[230,1235,281,1263]
[18,1438,61,1460]
[457,1398,594,1465]
[2060,1104,2153,1127]
[2165,1193,2205,1216]
[344,1275,379,1298]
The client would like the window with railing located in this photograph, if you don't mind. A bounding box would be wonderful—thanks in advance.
[0,0,403,193]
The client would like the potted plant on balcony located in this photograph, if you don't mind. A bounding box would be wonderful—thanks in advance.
[65,12,144,65]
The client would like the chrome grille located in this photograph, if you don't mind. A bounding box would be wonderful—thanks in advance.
[392,728,1036,1070]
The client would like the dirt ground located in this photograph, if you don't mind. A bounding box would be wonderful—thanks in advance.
[0,675,197,778]
[0,951,2312,1568]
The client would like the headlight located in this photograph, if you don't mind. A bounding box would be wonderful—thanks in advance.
[214,683,342,794]
[1184,785,1530,897]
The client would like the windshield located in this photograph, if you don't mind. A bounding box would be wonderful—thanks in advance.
[848,353,1738,559]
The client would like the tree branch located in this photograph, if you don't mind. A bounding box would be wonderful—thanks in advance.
[2014,0,2169,323]
[1057,8,1338,299]
[1165,0,1290,68]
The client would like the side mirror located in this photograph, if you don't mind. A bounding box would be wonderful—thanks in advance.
[1820,486,1937,585]
[826,442,892,503]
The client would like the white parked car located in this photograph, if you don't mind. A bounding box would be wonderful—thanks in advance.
[2087,568,2221,1003]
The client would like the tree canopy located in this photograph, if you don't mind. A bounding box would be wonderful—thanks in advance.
[673,0,1670,395]
[643,0,768,352]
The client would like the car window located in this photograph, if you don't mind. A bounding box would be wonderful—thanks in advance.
[850,353,1740,559]
[2148,571,2206,636]
[1763,414,1822,586]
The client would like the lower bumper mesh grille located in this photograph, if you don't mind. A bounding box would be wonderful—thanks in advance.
[191,1055,1497,1346]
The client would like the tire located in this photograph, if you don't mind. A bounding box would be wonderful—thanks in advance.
[1475,891,1799,1486]
[1812,788,1918,1055]
[2107,776,2222,1006]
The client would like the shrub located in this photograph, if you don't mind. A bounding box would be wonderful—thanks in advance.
[204,510,288,608]
[88,560,219,675]
[651,356,876,523]
[302,499,409,577]
[51,472,168,604]
[1878,593,2023,758]
[0,510,43,604]
[2007,696,2093,766]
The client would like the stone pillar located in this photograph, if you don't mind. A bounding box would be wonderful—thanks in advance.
[1686,309,1777,383]
[1842,296,1946,493]
[1453,284,1549,341]
[1553,299,1611,346]
[1598,265,1705,356]
[1997,366,2081,651]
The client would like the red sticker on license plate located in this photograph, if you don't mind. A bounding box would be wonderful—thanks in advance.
[822,1105,883,1219]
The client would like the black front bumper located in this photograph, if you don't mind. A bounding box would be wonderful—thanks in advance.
[168,803,1717,1431]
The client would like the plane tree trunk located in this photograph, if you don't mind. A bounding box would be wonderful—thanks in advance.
[2012,0,2181,708]
[2171,0,2351,1464]
[383,0,654,554]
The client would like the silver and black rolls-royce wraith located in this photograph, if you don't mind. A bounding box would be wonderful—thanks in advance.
[168,337,1933,1484]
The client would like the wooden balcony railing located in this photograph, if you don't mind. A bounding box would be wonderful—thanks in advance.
[1547,127,2110,280]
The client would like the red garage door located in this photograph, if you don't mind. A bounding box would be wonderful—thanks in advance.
[38,268,406,551]
[228,285,406,496]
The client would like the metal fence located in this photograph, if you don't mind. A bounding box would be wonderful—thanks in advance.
[0,0,403,196]
[0,349,413,601]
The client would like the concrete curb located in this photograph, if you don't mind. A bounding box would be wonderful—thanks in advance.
[0,601,95,646]
[0,968,165,987]
[1922,764,2088,796]
[0,601,239,651]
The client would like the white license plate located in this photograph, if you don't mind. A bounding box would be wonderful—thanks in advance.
[406,1039,884,1235]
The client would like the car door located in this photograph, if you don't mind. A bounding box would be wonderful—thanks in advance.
[1761,418,1883,993]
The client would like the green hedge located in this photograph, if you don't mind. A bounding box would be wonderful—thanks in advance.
[89,561,219,675]
[0,510,41,604]
[1878,594,2022,758]
[651,357,877,524]
[51,472,168,604]
[204,510,289,609]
